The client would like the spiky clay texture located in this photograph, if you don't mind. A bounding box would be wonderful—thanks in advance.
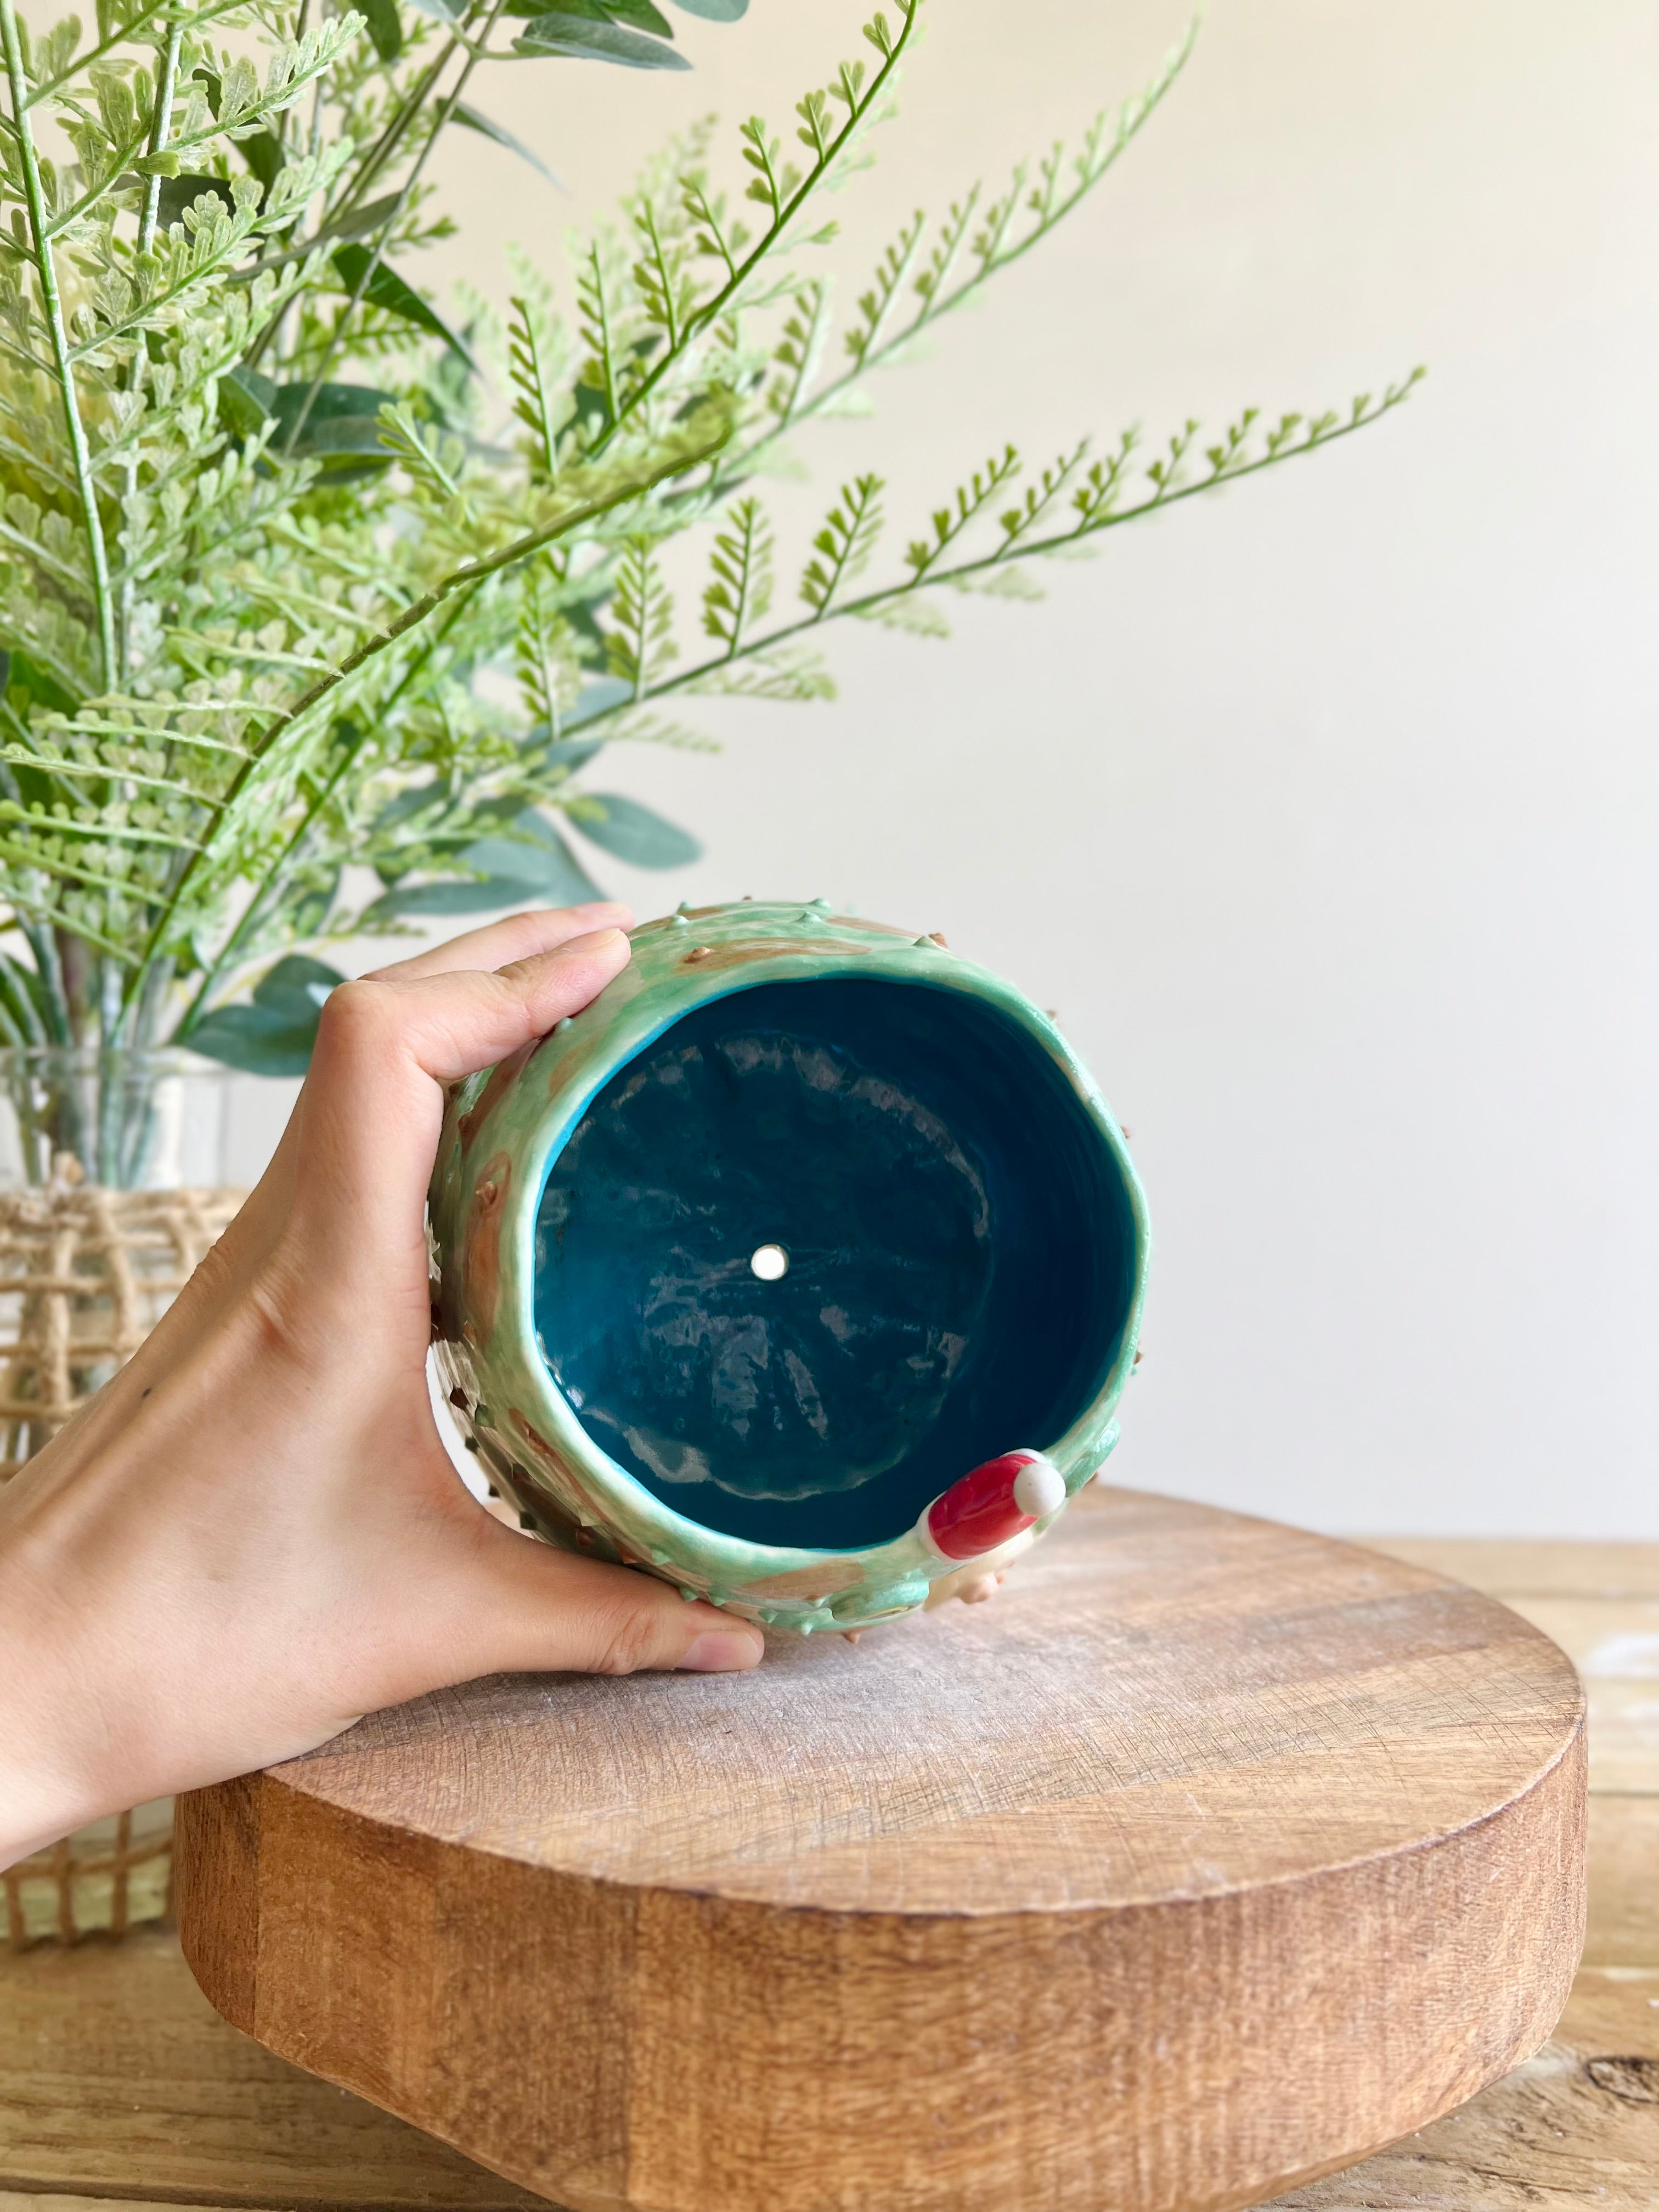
[428,899,1149,1633]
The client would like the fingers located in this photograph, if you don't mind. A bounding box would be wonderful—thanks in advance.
[323,927,631,1085]
[241,912,632,1276]
[365,904,633,984]
[440,1526,765,1683]
[285,927,631,1274]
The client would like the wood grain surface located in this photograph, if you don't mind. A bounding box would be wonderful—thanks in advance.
[2,1532,1651,2212]
[173,1488,1587,2212]
[1373,1537,1659,1599]
[0,1926,543,2208]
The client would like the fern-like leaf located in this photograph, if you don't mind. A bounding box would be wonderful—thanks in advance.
[605,539,678,699]
[800,473,884,616]
[702,496,774,655]
[507,288,564,481]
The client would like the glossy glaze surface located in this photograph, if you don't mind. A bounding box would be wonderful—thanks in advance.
[534,979,1134,1550]
[429,901,1149,1630]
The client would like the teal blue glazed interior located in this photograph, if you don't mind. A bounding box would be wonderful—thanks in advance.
[532,977,1137,1551]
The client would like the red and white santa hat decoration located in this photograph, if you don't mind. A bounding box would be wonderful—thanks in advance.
[918,1448,1068,1562]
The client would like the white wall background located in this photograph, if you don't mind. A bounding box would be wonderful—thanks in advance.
[294,0,1658,1536]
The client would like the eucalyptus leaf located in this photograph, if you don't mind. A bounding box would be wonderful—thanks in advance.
[475,808,610,899]
[273,383,395,427]
[3,647,76,716]
[332,247,475,363]
[219,366,276,438]
[368,809,607,917]
[365,877,516,917]
[318,191,405,243]
[0,759,54,814]
[539,735,606,778]
[252,954,345,1018]
[188,955,345,1076]
[296,421,397,473]
[0,647,71,823]
[267,381,400,469]
[304,420,396,452]
[571,792,701,867]
[373,780,445,832]
[358,0,403,60]
[286,867,343,943]
[238,129,285,191]
[512,15,690,68]
[187,1004,318,1075]
[563,676,633,730]
[666,0,747,16]
[451,103,563,187]
[510,0,674,25]
[155,173,236,227]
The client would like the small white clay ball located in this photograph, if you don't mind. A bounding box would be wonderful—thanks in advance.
[1013,1454,1066,1519]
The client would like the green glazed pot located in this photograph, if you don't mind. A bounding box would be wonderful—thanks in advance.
[430,900,1149,1633]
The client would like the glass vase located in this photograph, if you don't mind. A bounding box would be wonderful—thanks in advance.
[0,1043,234,1194]
[0,1047,244,1946]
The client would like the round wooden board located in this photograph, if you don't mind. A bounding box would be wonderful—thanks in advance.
[175,1487,1587,2212]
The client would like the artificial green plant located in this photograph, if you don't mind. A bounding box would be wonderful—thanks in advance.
[0,0,1420,1143]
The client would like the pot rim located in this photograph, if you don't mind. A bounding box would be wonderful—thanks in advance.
[478,905,1150,1607]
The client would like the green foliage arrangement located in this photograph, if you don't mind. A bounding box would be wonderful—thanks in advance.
[0,0,1421,1099]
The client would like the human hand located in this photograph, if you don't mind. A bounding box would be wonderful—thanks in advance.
[0,907,764,1869]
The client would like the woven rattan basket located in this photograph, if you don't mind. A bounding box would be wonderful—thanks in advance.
[0,1170,242,1946]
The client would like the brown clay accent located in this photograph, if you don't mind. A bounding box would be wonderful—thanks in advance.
[458,1042,538,1158]
[741,1558,867,1601]
[509,1406,581,1483]
[679,938,877,977]
[464,1155,511,1348]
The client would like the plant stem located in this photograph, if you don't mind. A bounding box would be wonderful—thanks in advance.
[172,722,363,1038]
[584,0,919,470]
[0,0,118,690]
[330,4,483,222]
[24,0,171,105]
[129,951,174,1047]
[720,20,1196,484]
[761,38,1203,489]
[119,18,183,684]
[573,394,1418,736]
[283,0,507,458]
[136,19,184,257]
[20,919,69,1040]
[240,0,484,375]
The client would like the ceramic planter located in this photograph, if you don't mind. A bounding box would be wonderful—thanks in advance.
[430,901,1149,1633]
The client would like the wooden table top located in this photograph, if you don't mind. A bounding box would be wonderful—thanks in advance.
[3,1534,1656,2212]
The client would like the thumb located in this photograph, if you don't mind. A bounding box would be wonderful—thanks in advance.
[434,1521,766,1682]
[289,927,630,1262]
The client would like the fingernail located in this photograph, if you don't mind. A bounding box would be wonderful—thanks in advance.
[679,1629,764,1673]
[560,926,628,957]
